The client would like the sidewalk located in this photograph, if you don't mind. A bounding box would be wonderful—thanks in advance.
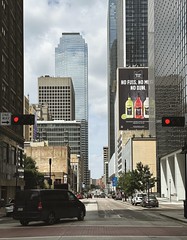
[157,197,187,223]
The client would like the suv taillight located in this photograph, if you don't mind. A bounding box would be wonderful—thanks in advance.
[38,201,42,210]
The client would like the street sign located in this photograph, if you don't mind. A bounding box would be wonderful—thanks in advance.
[112,177,118,187]
[0,112,11,126]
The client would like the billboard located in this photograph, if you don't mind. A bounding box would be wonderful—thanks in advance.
[118,68,149,130]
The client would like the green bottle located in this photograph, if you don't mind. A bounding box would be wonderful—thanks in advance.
[125,96,133,118]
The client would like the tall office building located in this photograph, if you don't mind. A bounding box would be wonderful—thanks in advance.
[55,33,88,121]
[107,0,118,159]
[0,0,24,199]
[55,33,89,187]
[124,0,148,67]
[38,76,75,121]
[153,1,187,162]
[107,0,148,158]
[103,146,109,187]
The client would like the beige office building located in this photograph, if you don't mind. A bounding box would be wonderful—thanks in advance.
[38,76,75,121]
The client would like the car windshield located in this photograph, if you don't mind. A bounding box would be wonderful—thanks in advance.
[149,196,156,200]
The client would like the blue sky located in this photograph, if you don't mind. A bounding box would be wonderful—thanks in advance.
[24,0,108,179]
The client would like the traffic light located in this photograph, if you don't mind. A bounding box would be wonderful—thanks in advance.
[11,114,35,125]
[162,116,185,127]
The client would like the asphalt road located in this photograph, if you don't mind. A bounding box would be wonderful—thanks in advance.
[0,197,187,240]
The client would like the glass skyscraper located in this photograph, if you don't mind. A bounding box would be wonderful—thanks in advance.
[107,0,118,159]
[107,0,148,159]
[154,0,187,157]
[148,0,187,193]
[55,33,89,187]
[125,0,148,67]
[55,33,88,121]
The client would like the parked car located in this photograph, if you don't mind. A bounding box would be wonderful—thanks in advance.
[131,193,147,205]
[5,199,14,216]
[13,189,86,226]
[100,192,106,198]
[115,193,122,200]
[141,195,159,207]
[76,193,84,199]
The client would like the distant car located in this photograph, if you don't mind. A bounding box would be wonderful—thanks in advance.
[115,193,122,200]
[5,199,14,217]
[131,193,147,205]
[100,193,106,198]
[76,193,84,199]
[141,195,159,207]
[87,193,92,198]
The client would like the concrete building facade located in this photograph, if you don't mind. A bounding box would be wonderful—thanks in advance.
[38,76,75,121]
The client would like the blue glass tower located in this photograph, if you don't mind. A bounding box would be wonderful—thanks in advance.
[55,33,89,187]
[55,33,88,121]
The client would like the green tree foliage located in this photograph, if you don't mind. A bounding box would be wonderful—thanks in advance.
[118,162,156,197]
[24,155,45,189]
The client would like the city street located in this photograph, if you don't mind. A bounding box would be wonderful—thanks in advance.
[0,197,187,239]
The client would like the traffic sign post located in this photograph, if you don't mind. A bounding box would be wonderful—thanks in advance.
[0,112,11,126]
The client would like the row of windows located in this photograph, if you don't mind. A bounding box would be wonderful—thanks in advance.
[39,86,70,89]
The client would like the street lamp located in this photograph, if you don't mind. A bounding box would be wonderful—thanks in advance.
[124,159,127,201]
[48,158,52,189]
[145,170,151,206]
[169,179,171,202]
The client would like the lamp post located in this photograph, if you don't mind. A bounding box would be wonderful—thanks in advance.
[49,158,52,189]
[124,159,127,201]
[169,179,171,202]
[145,170,150,206]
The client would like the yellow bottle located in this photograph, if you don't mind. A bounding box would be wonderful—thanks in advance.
[125,96,133,118]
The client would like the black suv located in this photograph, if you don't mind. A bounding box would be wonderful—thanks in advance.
[13,189,86,226]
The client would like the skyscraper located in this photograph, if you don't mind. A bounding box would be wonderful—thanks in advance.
[0,0,24,197]
[107,0,118,159]
[124,0,148,67]
[38,76,75,121]
[55,33,89,187]
[55,33,88,121]
[153,0,187,161]
[107,0,148,159]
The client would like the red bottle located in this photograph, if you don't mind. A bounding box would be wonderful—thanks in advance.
[134,93,143,119]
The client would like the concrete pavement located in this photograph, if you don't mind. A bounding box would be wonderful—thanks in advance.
[121,197,187,224]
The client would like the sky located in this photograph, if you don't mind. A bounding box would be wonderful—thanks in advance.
[24,0,108,179]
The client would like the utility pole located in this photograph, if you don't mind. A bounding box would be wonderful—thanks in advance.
[124,159,127,201]
[49,158,52,189]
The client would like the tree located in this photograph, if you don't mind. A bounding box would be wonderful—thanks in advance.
[24,156,45,189]
[117,162,156,196]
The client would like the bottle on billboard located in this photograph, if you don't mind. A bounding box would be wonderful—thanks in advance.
[134,93,143,119]
[143,97,149,118]
[125,95,133,118]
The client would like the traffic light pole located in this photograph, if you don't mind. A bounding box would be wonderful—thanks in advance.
[185,152,187,218]
[49,158,52,189]
[181,144,187,218]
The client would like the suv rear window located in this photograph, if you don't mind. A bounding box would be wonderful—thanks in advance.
[15,190,40,205]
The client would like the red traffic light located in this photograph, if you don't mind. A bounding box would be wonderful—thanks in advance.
[162,116,185,127]
[11,114,35,125]
[164,118,171,125]
[13,116,19,123]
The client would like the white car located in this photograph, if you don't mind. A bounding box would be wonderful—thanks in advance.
[131,193,147,206]
[5,199,14,217]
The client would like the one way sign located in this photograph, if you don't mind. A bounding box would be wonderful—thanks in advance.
[0,112,11,126]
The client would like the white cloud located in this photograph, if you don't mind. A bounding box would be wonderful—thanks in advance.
[24,0,108,179]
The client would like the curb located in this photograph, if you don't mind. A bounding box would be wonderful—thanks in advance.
[159,213,187,224]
